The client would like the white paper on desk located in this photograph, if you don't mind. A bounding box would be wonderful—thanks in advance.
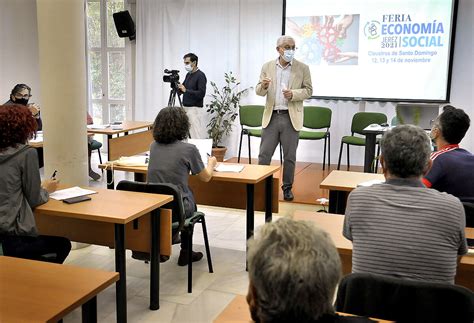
[29,134,43,143]
[363,125,390,132]
[49,186,97,200]
[87,124,109,130]
[215,164,244,173]
[114,155,149,166]
[357,179,385,187]
[187,139,212,166]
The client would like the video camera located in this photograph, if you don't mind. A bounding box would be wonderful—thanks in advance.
[163,69,180,88]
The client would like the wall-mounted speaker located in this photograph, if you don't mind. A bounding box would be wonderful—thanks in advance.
[112,10,135,41]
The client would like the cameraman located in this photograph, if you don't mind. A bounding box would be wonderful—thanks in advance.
[177,53,207,138]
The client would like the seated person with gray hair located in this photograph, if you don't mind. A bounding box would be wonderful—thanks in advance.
[344,125,467,284]
[247,218,373,323]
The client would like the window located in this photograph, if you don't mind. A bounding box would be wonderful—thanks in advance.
[86,0,128,125]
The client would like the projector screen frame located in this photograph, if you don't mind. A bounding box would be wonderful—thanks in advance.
[281,0,459,103]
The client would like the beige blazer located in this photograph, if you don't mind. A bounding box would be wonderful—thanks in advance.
[255,58,313,131]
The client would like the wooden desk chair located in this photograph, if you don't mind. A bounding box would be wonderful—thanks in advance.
[116,180,213,293]
[335,273,474,323]
[337,112,387,170]
[299,106,332,170]
[238,105,282,164]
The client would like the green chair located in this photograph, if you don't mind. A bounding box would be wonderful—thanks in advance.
[337,112,387,170]
[238,105,282,164]
[299,106,332,170]
[117,180,213,294]
[89,139,103,165]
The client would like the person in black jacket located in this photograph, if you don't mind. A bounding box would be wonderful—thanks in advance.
[4,84,42,130]
[4,84,44,168]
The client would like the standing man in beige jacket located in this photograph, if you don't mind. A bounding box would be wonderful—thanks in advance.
[256,36,313,201]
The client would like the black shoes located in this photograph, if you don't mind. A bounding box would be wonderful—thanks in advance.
[178,249,203,266]
[131,251,169,263]
[283,188,294,201]
[131,249,203,266]
[89,169,101,181]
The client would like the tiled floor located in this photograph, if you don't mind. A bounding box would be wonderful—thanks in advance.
[51,152,322,322]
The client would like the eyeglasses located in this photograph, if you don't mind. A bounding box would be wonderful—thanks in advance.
[281,45,297,50]
[430,119,440,129]
[14,94,32,99]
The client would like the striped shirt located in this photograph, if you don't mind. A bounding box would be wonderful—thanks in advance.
[343,178,467,284]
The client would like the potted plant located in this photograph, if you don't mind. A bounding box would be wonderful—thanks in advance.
[206,72,249,161]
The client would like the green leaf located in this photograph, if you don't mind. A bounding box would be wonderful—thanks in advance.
[205,71,250,147]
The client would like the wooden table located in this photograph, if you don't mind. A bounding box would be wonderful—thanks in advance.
[293,211,474,291]
[28,133,94,148]
[213,295,395,323]
[34,187,173,322]
[87,121,153,161]
[320,170,385,214]
[0,256,118,322]
[100,163,280,265]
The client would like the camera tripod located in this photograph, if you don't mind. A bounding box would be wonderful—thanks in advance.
[167,83,183,107]
[167,82,191,138]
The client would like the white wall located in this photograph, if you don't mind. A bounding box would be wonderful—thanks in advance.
[449,0,474,150]
[1,0,472,167]
[0,0,41,104]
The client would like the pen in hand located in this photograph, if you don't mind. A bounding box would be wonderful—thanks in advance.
[42,170,59,193]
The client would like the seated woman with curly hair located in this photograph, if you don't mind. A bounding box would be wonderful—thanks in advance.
[142,106,217,266]
[0,104,71,263]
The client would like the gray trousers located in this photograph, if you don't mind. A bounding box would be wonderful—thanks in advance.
[258,113,299,190]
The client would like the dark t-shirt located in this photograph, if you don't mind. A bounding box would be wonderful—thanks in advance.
[423,145,474,203]
[182,69,207,107]
[147,140,205,217]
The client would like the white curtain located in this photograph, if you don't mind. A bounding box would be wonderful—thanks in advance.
[135,0,282,158]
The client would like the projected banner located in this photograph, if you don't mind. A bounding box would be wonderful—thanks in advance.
[285,0,456,101]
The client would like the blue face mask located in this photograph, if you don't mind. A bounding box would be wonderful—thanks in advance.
[282,49,295,62]
[184,64,193,72]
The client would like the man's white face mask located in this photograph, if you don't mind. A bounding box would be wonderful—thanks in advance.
[184,63,193,72]
[282,49,295,62]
